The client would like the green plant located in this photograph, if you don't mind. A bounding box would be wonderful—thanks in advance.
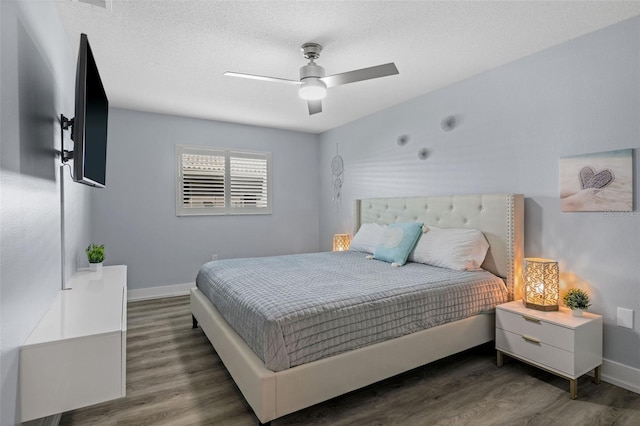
[562,288,591,310]
[86,244,105,264]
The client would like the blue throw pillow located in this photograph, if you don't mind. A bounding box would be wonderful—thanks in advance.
[373,222,424,266]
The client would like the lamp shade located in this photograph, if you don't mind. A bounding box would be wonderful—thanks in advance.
[523,258,559,311]
[333,234,351,252]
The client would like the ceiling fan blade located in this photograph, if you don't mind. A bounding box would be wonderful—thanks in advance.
[224,71,301,86]
[308,100,322,115]
[321,63,398,88]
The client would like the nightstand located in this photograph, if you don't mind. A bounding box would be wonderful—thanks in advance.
[495,300,603,399]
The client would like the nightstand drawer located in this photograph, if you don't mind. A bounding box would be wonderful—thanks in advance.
[496,328,575,377]
[496,308,574,352]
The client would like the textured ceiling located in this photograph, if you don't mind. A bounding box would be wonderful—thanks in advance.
[56,1,640,134]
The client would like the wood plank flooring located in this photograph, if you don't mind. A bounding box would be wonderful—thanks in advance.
[61,296,640,425]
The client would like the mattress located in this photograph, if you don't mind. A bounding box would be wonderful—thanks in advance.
[196,251,508,372]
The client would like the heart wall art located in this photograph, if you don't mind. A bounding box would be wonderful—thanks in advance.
[560,148,633,212]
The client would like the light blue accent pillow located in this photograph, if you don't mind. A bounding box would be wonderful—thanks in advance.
[373,222,424,266]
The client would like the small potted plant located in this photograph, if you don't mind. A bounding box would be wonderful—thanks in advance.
[563,288,591,317]
[86,244,105,272]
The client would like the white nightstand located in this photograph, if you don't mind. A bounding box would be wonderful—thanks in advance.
[495,300,602,399]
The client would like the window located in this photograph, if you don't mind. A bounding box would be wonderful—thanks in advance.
[176,145,272,216]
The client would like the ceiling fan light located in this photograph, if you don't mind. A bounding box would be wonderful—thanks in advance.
[299,79,327,100]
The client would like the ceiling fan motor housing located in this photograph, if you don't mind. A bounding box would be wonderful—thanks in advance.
[300,63,325,80]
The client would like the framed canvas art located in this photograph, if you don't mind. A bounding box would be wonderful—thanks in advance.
[560,148,633,212]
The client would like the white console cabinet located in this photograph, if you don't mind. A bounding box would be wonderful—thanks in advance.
[20,265,127,422]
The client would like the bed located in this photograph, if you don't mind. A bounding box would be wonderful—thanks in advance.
[190,193,524,425]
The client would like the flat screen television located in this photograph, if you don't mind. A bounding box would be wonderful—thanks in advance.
[71,33,109,187]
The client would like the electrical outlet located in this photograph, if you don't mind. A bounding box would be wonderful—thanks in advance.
[617,307,634,329]
[211,254,218,261]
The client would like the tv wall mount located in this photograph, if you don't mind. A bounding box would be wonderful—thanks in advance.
[60,114,74,162]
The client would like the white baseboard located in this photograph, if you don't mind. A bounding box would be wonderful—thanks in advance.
[127,282,194,301]
[601,358,640,394]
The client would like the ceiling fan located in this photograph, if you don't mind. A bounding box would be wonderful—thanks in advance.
[224,42,399,115]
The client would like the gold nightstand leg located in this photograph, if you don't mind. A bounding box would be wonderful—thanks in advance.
[594,366,601,384]
[497,351,503,367]
[570,379,578,400]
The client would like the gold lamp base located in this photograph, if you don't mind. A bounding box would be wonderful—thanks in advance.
[524,301,559,311]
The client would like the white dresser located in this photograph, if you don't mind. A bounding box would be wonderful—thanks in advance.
[20,265,127,422]
[496,300,602,399]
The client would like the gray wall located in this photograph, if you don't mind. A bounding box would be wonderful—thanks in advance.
[319,17,640,370]
[92,108,320,289]
[0,1,91,425]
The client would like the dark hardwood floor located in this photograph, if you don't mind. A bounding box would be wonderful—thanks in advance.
[60,296,640,425]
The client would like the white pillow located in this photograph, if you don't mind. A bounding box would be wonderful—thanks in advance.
[408,226,489,271]
[349,223,386,254]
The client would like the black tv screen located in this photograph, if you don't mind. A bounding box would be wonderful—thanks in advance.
[73,33,108,187]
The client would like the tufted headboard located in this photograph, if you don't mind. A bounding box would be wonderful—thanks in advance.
[353,194,524,301]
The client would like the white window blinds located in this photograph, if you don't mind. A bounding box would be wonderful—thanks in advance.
[176,145,272,216]
[181,150,226,209]
[229,153,269,209]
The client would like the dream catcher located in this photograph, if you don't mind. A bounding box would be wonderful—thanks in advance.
[331,144,344,209]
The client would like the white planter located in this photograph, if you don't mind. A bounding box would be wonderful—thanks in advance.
[571,309,584,317]
[89,262,103,272]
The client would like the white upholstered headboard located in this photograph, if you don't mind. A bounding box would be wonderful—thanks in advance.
[353,194,524,301]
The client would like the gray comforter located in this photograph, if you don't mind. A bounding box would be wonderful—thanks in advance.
[196,251,507,372]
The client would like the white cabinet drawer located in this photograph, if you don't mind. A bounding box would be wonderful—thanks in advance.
[496,328,575,377]
[496,308,574,352]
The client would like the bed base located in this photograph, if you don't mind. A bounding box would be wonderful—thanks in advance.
[191,287,495,424]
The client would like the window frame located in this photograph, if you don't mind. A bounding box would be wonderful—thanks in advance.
[176,145,272,216]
